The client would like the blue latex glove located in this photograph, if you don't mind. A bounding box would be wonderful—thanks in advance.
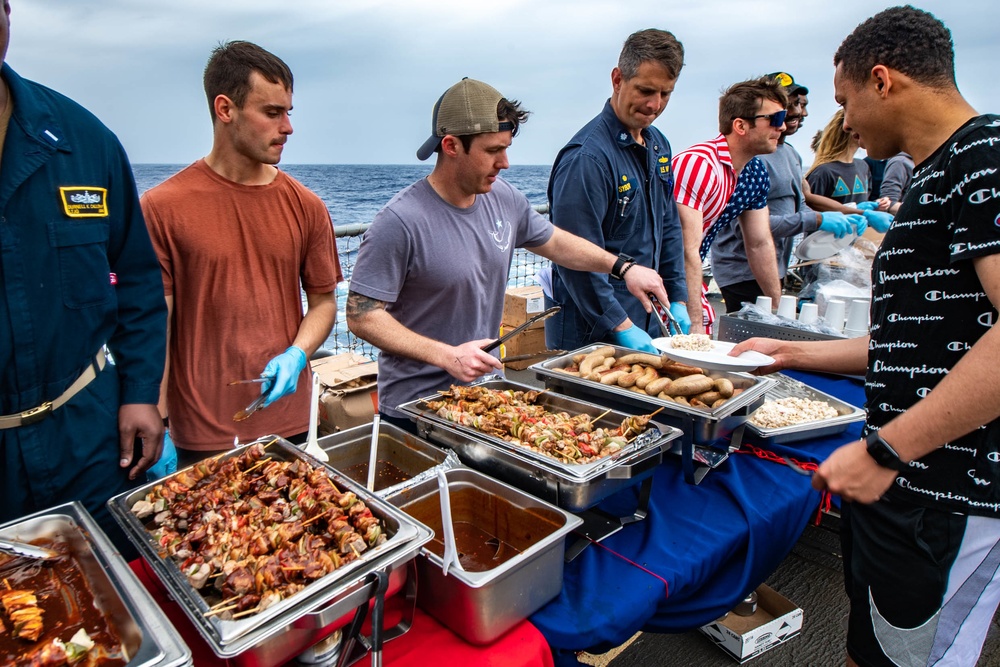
[613,324,659,354]
[847,212,867,236]
[147,429,178,481]
[856,200,879,211]
[668,302,692,334]
[261,346,308,407]
[863,209,893,233]
[819,212,855,239]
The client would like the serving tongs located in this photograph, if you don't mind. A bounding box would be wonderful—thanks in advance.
[0,536,61,561]
[233,393,267,422]
[481,306,560,353]
[648,294,682,337]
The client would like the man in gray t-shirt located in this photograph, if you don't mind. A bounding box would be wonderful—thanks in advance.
[347,78,672,421]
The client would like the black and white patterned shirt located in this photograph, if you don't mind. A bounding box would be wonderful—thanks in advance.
[869,115,1000,515]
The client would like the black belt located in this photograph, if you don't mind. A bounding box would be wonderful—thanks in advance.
[0,350,107,429]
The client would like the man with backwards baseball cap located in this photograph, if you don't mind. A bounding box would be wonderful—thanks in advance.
[347,77,673,429]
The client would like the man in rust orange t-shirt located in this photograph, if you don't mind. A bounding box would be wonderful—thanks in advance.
[141,41,341,465]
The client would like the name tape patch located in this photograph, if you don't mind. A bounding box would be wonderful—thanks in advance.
[59,186,108,218]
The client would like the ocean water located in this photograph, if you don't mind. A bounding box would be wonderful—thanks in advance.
[132,163,553,354]
[133,163,551,227]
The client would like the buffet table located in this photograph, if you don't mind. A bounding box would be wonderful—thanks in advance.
[124,370,862,666]
[531,370,864,665]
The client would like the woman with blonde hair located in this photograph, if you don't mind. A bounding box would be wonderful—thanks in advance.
[805,109,872,209]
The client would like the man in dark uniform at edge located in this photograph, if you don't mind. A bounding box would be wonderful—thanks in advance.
[0,0,166,554]
[545,29,690,354]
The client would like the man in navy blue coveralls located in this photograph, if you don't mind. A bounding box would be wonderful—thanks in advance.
[545,29,689,353]
[0,1,166,553]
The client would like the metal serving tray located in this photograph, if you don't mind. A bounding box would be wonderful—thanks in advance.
[317,421,460,497]
[390,467,583,645]
[746,372,865,443]
[530,344,775,447]
[0,502,191,667]
[398,379,681,511]
[107,437,432,662]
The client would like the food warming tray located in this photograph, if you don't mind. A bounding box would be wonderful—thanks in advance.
[531,344,775,447]
[107,437,433,662]
[390,467,583,644]
[0,501,191,667]
[397,379,682,511]
[317,420,460,497]
[746,372,865,443]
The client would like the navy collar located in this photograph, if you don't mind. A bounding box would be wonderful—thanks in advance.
[2,63,70,153]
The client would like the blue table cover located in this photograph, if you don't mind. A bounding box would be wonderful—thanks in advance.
[531,371,865,663]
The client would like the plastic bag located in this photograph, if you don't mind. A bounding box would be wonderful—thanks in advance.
[797,241,874,302]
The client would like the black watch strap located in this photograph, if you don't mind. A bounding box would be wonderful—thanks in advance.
[865,430,907,471]
[611,253,634,280]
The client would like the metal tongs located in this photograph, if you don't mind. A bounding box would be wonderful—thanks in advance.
[0,537,61,561]
[648,294,683,337]
[481,306,560,353]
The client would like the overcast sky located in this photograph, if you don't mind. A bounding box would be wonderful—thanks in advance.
[7,1,998,166]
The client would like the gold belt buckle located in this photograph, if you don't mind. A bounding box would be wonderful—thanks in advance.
[20,401,53,426]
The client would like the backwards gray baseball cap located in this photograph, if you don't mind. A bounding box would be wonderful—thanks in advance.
[416,78,514,161]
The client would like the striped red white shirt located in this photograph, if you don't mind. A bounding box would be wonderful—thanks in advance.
[671,134,736,231]
[670,134,737,334]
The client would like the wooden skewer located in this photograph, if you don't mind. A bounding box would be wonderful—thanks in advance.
[241,457,272,476]
[300,508,333,528]
[649,407,665,417]
[231,606,262,620]
[208,594,241,610]
[203,603,240,618]
[592,408,613,423]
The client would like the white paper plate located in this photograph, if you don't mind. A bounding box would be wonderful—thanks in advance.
[652,338,775,372]
[793,229,857,261]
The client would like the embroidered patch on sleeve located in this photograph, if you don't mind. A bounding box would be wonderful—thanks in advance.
[59,186,109,217]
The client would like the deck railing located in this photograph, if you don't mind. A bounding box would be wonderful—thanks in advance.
[322,204,550,359]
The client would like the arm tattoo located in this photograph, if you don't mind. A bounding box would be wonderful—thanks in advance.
[346,291,386,317]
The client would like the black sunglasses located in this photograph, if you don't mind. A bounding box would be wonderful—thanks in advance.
[741,109,787,128]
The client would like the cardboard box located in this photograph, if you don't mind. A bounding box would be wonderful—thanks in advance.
[502,286,546,329]
[500,325,547,370]
[310,353,378,433]
[699,585,803,663]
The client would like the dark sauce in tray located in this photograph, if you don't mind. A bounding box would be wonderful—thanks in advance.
[0,541,126,667]
[438,523,520,572]
[340,460,410,490]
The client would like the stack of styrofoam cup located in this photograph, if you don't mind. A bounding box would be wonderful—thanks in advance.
[844,298,871,337]
[824,299,847,332]
[755,295,772,313]
[798,302,819,325]
[776,295,797,320]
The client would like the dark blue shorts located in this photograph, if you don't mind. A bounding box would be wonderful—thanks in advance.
[842,497,1000,666]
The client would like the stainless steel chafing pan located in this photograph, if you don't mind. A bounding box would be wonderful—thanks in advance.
[107,437,432,664]
[398,379,682,511]
[0,501,191,667]
[531,344,775,447]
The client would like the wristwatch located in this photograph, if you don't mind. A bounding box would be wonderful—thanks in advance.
[865,430,907,471]
[611,253,634,280]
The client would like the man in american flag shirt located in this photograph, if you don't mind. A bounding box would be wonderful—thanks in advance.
[672,76,788,334]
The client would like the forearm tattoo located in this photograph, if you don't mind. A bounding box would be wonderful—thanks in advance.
[346,291,386,317]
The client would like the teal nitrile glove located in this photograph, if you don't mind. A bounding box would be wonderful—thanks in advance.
[856,200,879,211]
[147,430,178,481]
[863,209,893,233]
[260,346,308,407]
[614,324,659,354]
[847,212,867,236]
[668,302,692,334]
[819,212,854,239]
